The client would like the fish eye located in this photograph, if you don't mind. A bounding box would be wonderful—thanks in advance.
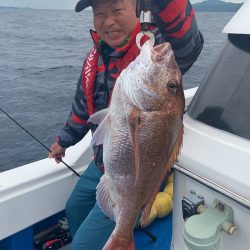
[167,81,178,94]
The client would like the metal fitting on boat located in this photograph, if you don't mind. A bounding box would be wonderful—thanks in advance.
[183,199,236,250]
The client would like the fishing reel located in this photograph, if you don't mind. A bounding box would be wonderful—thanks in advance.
[136,0,155,49]
[34,218,72,250]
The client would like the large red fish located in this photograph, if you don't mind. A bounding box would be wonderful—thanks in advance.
[89,42,185,250]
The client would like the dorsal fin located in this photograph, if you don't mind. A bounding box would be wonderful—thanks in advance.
[140,125,184,225]
[165,125,184,172]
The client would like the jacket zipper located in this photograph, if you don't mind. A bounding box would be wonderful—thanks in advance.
[103,58,110,102]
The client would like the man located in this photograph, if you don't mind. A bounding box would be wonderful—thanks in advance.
[49,0,203,249]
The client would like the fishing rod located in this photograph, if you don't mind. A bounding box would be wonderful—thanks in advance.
[1,108,159,240]
[0,107,80,178]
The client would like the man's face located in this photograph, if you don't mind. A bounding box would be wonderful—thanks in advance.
[93,0,138,49]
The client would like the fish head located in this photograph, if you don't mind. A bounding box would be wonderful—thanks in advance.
[141,42,185,113]
[120,42,184,114]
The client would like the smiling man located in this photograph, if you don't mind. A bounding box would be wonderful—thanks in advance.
[92,0,138,48]
[49,0,203,249]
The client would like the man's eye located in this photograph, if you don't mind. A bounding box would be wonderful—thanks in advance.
[95,12,104,16]
[114,8,123,13]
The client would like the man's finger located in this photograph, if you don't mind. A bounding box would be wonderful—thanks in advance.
[49,151,56,159]
[55,156,62,164]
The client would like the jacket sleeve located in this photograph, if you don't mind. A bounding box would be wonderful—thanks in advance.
[57,70,90,148]
[152,0,204,74]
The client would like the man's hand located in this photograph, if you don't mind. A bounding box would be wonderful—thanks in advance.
[49,142,66,164]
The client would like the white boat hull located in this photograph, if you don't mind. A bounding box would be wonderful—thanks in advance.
[171,115,250,250]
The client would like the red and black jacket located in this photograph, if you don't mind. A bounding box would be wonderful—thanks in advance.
[58,0,204,171]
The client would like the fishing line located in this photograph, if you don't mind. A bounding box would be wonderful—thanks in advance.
[0,107,80,177]
[138,225,157,241]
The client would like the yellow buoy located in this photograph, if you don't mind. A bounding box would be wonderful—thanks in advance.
[167,173,173,184]
[154,192,173,218]
[163,182,173,199]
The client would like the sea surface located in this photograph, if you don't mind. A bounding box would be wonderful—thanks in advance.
[0,9,235,172]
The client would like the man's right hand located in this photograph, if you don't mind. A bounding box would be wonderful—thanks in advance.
[49,142,66,164]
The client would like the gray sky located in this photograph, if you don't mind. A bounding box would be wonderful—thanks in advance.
[0,0,79,9]
[0,0,245,9]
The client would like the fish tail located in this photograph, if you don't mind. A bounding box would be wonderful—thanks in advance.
[103,232,135,250]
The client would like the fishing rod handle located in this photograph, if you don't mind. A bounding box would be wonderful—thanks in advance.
[136,0,153,32]
[136,0,153,16]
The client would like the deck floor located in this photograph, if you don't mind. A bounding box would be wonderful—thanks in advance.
[60,245,70,250]
[60,213,172,250]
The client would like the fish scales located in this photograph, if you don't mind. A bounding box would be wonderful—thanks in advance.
[89,42,185,250]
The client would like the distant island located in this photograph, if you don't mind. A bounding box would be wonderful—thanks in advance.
[193,0,243,12]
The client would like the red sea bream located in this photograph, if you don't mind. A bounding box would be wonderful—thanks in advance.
[89,41,185,250]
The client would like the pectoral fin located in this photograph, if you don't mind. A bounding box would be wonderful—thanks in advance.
[88,108,109,125]
[127,108,141,184]
[89,110,111,146]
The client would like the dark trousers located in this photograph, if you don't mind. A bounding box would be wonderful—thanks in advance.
[66,161,115,250]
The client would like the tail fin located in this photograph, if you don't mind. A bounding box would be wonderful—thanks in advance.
[103,232,135,250]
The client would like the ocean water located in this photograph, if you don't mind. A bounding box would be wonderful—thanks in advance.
[0,9,235,172]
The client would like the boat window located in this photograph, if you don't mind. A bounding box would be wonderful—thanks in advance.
[188,34,250,140]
